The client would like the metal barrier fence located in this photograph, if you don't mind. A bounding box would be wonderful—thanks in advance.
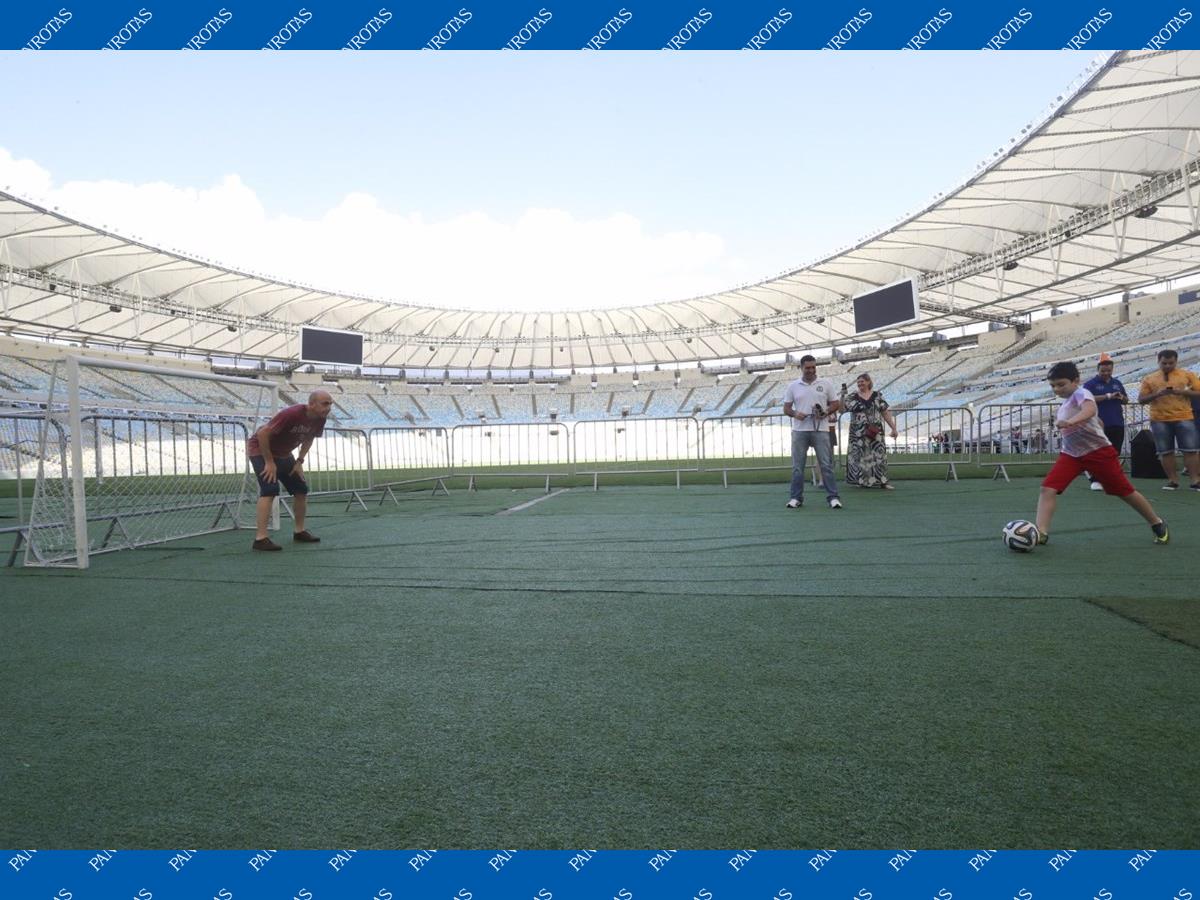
[300,427,371,495]
[3,403,1173,540]
[3,414,66,565]
[84,415,248,481]
[972,404,1060,464]
[369,426,452,486]
[572,416,700,473]
[701,413,789,466]
[883,407,976,480]
[1,412,43,525]
[452,422,571,473]
[567,416,701,489]
[699,413,791,480]
[973,402,1154,478]
[25,414,252,567]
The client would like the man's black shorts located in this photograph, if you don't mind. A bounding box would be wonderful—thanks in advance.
[249,455,309,498]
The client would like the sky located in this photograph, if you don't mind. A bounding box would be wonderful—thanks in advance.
[0,51,1097,312]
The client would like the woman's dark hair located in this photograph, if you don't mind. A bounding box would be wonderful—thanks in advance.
[1047,361,1079,381]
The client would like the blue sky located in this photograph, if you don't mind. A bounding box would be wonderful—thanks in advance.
[0,51,1095,309]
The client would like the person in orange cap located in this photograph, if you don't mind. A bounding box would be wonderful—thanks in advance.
[1082,354,1129,491]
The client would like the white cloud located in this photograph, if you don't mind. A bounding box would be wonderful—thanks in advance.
[0,146,749,311]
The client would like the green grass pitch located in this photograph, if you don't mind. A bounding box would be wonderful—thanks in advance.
[1,477,1197,847]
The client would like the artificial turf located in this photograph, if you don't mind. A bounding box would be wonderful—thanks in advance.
[1,478,1197,847]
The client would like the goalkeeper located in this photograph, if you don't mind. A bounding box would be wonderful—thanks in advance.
[248,390,333,551]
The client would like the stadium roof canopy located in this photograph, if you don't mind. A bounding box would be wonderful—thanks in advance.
[4,50,1200,371]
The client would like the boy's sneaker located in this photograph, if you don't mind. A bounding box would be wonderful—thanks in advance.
[785,498,802,509]
[293,530,321,543]
[252,537,282,552]
[1190,482,1200,492]
[1163,481,1180,491]
[1152,521,1169,544]
[1036,532,1049,546]
[828,497,843,509]
[1089,480,1104,491]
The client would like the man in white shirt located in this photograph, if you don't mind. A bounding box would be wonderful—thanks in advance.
[783,355,843,509]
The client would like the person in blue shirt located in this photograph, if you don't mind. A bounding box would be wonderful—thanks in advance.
[1082,355,1128,491]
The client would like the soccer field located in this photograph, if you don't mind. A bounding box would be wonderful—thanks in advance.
[2,478,1198,848]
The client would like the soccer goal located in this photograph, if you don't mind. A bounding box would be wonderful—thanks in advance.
[24,355,279,568]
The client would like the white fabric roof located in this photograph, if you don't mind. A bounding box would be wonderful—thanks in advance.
[4,50,1200,370]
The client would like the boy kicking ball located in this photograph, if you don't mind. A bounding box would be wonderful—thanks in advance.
[1036,361,1169,545]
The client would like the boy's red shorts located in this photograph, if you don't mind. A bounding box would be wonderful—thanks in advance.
[1042,444,1134,496]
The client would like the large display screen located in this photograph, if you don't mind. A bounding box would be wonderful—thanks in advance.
[852,279,920,334]
[300,326,363,366]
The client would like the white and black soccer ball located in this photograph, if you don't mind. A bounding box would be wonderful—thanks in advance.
[1002,519,1040,553]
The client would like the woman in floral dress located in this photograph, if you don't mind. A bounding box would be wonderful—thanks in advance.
[841,374,899,489]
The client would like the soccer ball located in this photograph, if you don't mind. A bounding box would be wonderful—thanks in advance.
[1002,520,1040,552]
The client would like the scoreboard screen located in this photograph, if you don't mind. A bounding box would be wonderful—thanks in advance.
[852,279,920,334]
[300,326,363,366]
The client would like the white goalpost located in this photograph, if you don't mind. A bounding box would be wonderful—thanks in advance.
[24,355,279,568]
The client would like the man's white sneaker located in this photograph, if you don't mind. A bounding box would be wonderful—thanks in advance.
[828,497,843,509]
[1089,481,1104,491]
[786,498,801,509]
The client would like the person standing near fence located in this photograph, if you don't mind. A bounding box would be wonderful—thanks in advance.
[1137,348,1200,491]
[248,390,333,550]
[841,374,899,490]
[1083,354,1128,492]
[783,355,842,509]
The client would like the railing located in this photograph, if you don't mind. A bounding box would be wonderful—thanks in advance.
[972,404,1059,464]
[572,417,699,472]
[699,413,792,485]
[452,421,571,473]
[0,412,44,525]
[83,415,248,482]
[4,402,1170,563]
[369,425,452,487]
[300,427,370,495]
[876,406,976,480]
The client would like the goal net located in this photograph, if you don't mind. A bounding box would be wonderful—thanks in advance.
[25,356,279,568]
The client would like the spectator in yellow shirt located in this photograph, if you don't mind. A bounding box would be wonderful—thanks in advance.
[1138,348,1200,491]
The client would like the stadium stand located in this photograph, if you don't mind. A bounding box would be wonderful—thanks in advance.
[4,283,1200,431]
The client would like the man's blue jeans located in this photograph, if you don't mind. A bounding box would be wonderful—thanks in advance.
[790,429,839,503]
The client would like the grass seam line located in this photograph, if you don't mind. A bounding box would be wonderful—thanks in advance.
[497,488,571,515]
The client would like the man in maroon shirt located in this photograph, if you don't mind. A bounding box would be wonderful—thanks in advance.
[248,390,333,550]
